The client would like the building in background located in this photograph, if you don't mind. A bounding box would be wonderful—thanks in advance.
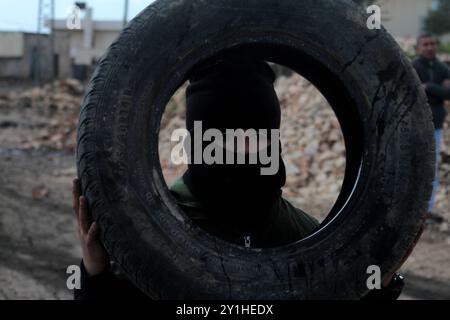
[0,32,53,82]
[48,5,122,81]
[1,1,448,83]
[42,0,450,81]
[0,4,122,83]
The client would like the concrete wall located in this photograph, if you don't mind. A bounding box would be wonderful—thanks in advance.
[49,20,121,78]
[54,30,72,79]
[0,33,52,81]
[0,32,24,58]
[66,30,118,65]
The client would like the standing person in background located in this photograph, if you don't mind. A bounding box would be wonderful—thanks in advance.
[413,33,450,222]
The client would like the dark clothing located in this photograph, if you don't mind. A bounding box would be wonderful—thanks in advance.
[186,53,281,132]
[75,259,148,300]
[412,56,450,129]
[74,178,401,300]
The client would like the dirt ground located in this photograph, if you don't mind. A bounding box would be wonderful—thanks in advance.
[0,83,449,300]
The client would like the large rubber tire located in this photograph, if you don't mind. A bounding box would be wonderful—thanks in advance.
[77,0,435,299]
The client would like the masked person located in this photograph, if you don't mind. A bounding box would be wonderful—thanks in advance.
[172,55,319,248]
[73,54,404,300]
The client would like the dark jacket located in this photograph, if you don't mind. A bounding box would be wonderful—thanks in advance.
[412,56,450,129]
[74,178,401,300]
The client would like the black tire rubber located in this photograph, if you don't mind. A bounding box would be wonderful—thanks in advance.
[77,0,435,299]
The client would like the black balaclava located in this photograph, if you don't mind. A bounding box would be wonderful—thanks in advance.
[183,52,286,230]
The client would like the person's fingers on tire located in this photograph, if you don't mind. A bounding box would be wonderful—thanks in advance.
[79,196,91,235]
[72,178,81,216]
[86,222,99,246]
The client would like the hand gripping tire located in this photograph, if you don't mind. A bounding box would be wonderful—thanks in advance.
[76,0,435,299]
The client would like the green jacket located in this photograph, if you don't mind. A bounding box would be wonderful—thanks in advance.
[169,177,319,248]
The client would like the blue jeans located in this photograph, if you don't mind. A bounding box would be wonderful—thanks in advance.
[428,129,443,212]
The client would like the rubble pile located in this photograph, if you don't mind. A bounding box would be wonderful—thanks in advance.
[276,75,346,218]
[0,79,84,151]
[1,75,448,218]
[159,85,189,184]
[436,104,450,214]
